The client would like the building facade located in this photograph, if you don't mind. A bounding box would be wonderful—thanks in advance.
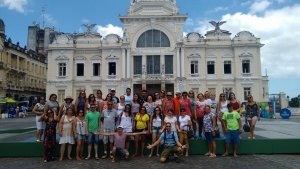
[46,0,269,103]
[0,19,47,100]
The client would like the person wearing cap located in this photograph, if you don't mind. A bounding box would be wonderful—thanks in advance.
[222,103,242,158]
[84,104,100,160]
[110,88,120,105]
[162,92,175,116]
[97,125,147,162]
[58,96,74,122]
[100,100,118,159]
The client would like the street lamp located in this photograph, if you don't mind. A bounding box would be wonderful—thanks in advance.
[287,95,290,107]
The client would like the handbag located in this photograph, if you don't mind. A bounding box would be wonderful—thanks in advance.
[187,125,194,139]
[243,116,250,132]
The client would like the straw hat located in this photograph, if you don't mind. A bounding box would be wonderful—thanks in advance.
[64,96,74,101]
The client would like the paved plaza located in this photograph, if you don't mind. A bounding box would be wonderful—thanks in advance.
[0,155,300,169]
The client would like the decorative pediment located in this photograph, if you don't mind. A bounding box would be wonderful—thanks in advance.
[128,0,178,16]
[53,34,73,44]
[103,34,121,44]
[91,55,102,60]
[239,51,253,58]
[75,33,101,44]
[234,31,256,41]
[55,55,69,61]
[186,32,203,42]
[187,53,201,59]
[74,56,87,61]
[106,55,119,61]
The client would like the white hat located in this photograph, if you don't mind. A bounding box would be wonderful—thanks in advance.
[111,88,116,91]
[117,125,123,129]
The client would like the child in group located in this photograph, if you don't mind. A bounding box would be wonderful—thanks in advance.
[40,109,58,162]
[203,105,217,158]
[75,109,87,160]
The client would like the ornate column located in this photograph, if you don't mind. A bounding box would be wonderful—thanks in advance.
[181,47,185,77]
[176,47,180,77]
[126,48,131,78]
[122,48,126,79]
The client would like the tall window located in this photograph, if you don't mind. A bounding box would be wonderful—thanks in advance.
[224,61,231,74]
[58,63,66,77]
[191,61,198,74]
[93,63,100,76]
[137,29,170,47]
[109,62,116,75]
[77,63,84,76]
[165,55,173,74]
[147,55,160,74]
[224,87,232,100]
[134,56,142,74]
[57,90,65,103]
[207,61,215,74]
[242,60,250,73]
[244,87,251,100]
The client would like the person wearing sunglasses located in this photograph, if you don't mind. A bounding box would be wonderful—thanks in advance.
[245,95,261,139]
[147,122,187,163]
[217,93,228,134]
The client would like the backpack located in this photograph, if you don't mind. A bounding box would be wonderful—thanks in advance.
[162,130,176,147]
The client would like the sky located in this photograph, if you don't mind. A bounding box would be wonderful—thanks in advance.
[0,0,300,99]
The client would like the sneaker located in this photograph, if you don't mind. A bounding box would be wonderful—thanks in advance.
[204,152,211,156]
[112,158,115,163]
[209,154,216,158]
[174,157,180,163]
[101,154,107,159]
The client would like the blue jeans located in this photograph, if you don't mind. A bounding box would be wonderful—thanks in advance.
[225,130,240,144]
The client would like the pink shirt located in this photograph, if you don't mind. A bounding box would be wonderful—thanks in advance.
[114,133,127,148]
[195,100,207,119]
[182,98,191,116]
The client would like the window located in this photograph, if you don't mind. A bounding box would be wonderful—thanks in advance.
[109,62,116,75]
[165,55,173,74]
[77,63,84,76]
[244,87,251,100]
[242,60,250,73]
[224,61,231,74]
[93,63,100,76]
[134,56,142,74]
[223,87,232,100]
[191,61,198,74]
[57,90,65,104]
[137,29,170,47]
[147,55,160,74]
[207,61,215,74]
[58,63,66,77]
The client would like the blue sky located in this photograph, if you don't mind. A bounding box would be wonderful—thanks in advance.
[1,0,300,99]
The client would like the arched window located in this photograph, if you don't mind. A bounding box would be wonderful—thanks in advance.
[137,29,170,47]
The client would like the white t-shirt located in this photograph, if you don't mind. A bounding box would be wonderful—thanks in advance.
[164,116,177,132]
[207,99,218,115]
[117,103,125,116]
[152,116,162,127]
[179,115,191,131]
[120,113,133,133]
[124,95,133,105]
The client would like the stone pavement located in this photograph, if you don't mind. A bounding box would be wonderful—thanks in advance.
[0,155,300,169]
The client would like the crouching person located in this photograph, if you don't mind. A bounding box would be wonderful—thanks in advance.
[147,122,187,163]
[97,125,146,162]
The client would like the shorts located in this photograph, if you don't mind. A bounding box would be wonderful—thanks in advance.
[178,131,188,140]
[36,116,45,130]
[88,132,99,144]
[161,146,180,159]
[113,147,129,157]
[152,126,161,134]
[247,116,258,121]
[102,129,114,144]
[205,132,214,141]
[225,130,240,144]
[77,134,86,140]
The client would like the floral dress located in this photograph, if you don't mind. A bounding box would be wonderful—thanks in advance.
[43,119,57,161]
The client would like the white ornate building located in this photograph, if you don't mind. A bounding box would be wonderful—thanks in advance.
[46,0,269,103]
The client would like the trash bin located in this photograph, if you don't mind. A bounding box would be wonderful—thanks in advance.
[280,108,291,119]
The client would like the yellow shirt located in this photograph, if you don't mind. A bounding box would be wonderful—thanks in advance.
[135,113,149,130]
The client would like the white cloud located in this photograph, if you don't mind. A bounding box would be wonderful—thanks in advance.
[250,0,272,13]
[193,4,300,78]
[43,13,57,27]
[96,24,123,37]
[214,6,228,12]
[0,0,29,13]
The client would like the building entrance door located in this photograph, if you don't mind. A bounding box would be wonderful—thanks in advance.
[146,84,161,96]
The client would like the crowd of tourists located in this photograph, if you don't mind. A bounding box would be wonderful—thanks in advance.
[32,88,261,163]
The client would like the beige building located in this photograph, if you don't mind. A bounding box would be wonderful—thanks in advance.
[46,0,268,103]
[0,19,47,100]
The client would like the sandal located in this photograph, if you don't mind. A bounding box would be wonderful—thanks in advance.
[95,157,100,160]
[85,156,91,160]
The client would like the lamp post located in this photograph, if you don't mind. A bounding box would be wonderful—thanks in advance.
[287,95,290,108]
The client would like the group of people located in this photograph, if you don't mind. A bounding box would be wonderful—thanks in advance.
[32,88,261,163]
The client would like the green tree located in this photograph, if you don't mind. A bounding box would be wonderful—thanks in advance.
[289,97,300,107]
